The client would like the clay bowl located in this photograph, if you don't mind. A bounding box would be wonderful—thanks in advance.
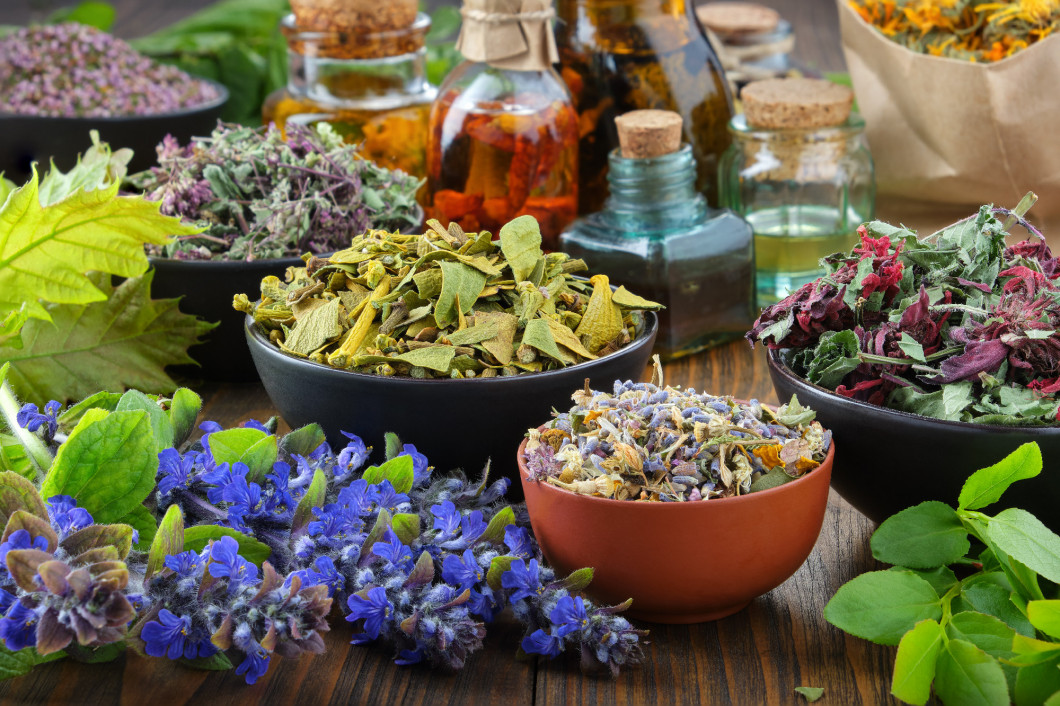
[247,312,658,498]
[0,80,227,182]
[517,434,834,623]
[767,349,1060,529]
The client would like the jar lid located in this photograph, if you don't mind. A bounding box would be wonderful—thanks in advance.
[615,110,683,159]
[696,2,780,38]
[290,0,417,33]
[741,78,854,129]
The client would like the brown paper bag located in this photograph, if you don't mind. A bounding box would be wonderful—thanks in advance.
[838,0,1060,217]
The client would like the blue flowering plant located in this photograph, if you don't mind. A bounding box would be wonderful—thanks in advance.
[0,365,646,685]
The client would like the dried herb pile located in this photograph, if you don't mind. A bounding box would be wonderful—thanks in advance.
[125,122,422,261]
[850,0,1059,61]
[236,216,662,377]
[748,199,1060,425]
[523,366,831,501]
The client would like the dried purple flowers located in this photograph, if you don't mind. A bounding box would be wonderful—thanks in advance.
[125,123,422,261]
[523,365,832,501]
[747,197,1060,425]
[0,23,220,118]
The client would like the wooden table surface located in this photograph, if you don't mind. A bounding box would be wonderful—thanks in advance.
[0,342,901,706]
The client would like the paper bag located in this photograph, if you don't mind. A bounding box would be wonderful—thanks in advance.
[837,0,1060,217]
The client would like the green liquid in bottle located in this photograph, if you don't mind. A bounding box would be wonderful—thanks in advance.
[748,204,864,307]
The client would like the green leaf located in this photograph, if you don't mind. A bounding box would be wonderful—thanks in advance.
[906,566,959,597]
[794,686,824,702]
[824,570,942,645]
[574,275,625,354]
[959,579,1036,637]
[0,644,62,681]
[1015,656,1060,706]
[958,443,1042,510]
[499,215,543,283]
[947,612,1016,659]
[279,423,326,460]
[394,346,456,373]
[434,261,487,328]
[0,169,198,322]
[179,652,234,671]
[60,523,134,560]
[611,286,665,311]
[291,469,326,538]
[46,1,116,30]
[57,391,122,430]
[0,272,214,405]
[772,394,817,427]
[521,318,574,364]
[116,390,173,453]
[551,567,594,592]
[392,513,420,544]
[486,555,516,591]
[480,506,515,544]
[801,330,862,389]
[384,432,403,461]
[749,466,795,492]
[183,526,270,566]
[898,332,927,363]
[146,505,184,581]
[871,501,971,569]
[984,508,1060,584]
[1028,600,1060,639]
[64,641,124,664]
[168,388,202,447]
[36,133,128,206]
[118,505,156,551]
[41,409,157,523]
[934,639,1010,706]
[0,307,27,349]
[207,427,277,483]
[362,455,414,494]
[0,470,48,526]
[282,297,343,356]
[891,619,944,705]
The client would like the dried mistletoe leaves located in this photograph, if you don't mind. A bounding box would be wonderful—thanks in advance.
[238,217,661,378]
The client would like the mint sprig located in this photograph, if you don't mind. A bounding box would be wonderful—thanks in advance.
[825,442,1060,705]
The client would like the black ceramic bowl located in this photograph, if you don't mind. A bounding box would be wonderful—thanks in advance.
[151,256,304,382]
[0,80,228,182]
[246,312,659,497]
[767,349,1060,529]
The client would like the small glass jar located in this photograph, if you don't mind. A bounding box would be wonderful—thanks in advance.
[719,113,875,307]
[426,62,579,249]
[560,144,755,360]
[262,13,437,178]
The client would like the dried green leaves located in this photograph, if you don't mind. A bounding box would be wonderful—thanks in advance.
[239,218,661,378]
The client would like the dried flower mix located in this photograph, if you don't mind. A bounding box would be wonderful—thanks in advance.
[125,122,421,261]
[748,197,1060,425]
[522,363,831,501]
[850,0,1059,61]
[0,23,220,117]
[236,216,663,377]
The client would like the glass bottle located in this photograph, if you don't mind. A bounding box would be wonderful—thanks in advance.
[560,144,756,360]
[555,0,734,213]
[719,113,875,307]
[425,0,579,249]
[262,12,437,178]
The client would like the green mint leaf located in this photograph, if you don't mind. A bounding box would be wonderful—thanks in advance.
[941,381,975,417]
[1015,656,1060,706]
[958,443,1042,511]
[279,423,326,460]
[984,508,1060,584]
[146,505,184,582]
[1028,600,1060,639]
[898,332,927,363]
[871,501,970,569]
[434,261,486,328]
[1011,634,1060,667]
[802,330,862,389]
[183,526,270,566]
[794,686,824,702]
[905,566,959,597]
[115,390,173,453]
[394,345,457,373]
[946,612,1016,661]
[824,570,942,645]
[41,409,156,523]
[499,215,543,283]
[934,639,1010,706]
[959,579,1036,637]
[207,427,277,484]
[772,394,817,427]
[891,619,944,706]
[0,644,62,681]
[167,388,202,448]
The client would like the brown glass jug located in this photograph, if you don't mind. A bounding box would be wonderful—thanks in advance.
[555,0,734,214]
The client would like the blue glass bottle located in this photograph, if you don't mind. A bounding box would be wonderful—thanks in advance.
[559,144,755,359]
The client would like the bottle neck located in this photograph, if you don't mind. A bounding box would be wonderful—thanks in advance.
[604,144,706,222]
[557,0,709,58]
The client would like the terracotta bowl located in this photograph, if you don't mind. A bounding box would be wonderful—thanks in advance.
[517,435,834,624]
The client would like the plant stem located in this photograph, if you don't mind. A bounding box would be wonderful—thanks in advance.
[0,378,54,481]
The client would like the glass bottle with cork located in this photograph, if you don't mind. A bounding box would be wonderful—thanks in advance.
[425,0,579,249]
[560,110,755,360]
[262,0,436,178]
[555,0,734,214]
[719,77,875,307]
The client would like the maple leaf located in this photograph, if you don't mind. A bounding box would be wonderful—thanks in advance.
[0,272,214,405]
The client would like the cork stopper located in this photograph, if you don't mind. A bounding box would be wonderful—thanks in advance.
[615,110,683,159]
[290,0,418,33]
[741,78,854,129]
[696,2,780,38]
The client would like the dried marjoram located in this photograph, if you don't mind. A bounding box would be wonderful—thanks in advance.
[522,362,831,501]
[235,215,663,377]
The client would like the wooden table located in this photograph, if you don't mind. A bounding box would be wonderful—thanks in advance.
[0,342,902,705]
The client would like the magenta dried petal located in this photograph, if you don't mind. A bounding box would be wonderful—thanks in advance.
[931,339,1009,383]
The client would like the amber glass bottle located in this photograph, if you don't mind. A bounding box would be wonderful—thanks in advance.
[555,0,734,213]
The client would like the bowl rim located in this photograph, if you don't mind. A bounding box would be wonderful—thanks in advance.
[515,418,835,510]
[0,78,230,122]
[245,309,659,386]
[766,347,1060,433]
